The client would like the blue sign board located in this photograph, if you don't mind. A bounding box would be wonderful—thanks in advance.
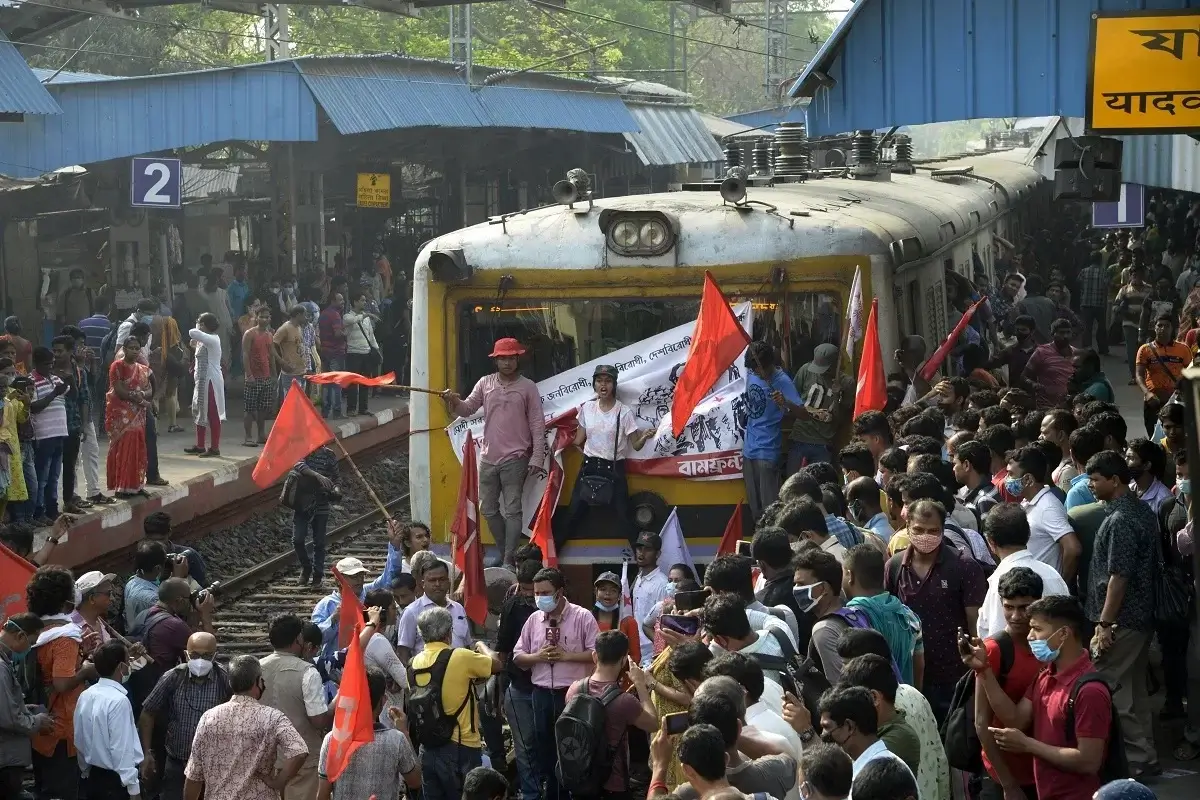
[130,157,182,209]
[1091,183,1144,229]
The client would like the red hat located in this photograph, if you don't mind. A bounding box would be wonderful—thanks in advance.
[489,338,526,358]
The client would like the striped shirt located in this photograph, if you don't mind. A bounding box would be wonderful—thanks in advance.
[78,314,112,351]
[30,371,69,439]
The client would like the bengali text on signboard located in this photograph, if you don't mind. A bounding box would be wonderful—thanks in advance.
[356,172,391,208]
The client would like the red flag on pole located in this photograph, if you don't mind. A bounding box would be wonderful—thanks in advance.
[918,298,985,383]
[0,541,35,623]
[716,501,746,557]
[324,622,374,782]
[671,272,752,437]
[333,567,366,650]
[251,383,334,488]
[307,371,397,389]
[451,431,488,626]
[529,410,578,567]
[853,299,887,418]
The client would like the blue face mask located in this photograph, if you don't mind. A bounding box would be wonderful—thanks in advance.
[1004,476,1025,497]
[1178,479,1191,496]
[1029,629,1064,663]
[536,595,558,614]
[595,601,619,613]
[140,315,153,324]
[664,583,678,598]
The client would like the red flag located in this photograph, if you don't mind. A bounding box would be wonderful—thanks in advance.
[324,622,374,782]
[918,298,985,383]
[671,272,751,437]
[716,502,746,557]
[0,542,35,623]
[529,410,578,567]
[251,382,334,488]
[334,567,366,650]
[853,299,887,417]
[307,371,396,389]
[451,432,488,626]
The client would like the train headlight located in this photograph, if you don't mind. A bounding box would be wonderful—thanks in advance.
[600,211,677,257]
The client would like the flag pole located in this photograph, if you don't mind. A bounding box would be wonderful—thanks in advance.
[332,437,394,520]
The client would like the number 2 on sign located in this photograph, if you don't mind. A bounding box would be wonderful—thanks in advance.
[143,162,172,203]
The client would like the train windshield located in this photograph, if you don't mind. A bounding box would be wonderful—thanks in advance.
[456,292,842,387]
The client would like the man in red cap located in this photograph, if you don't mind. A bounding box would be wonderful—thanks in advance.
[442,337,547,567]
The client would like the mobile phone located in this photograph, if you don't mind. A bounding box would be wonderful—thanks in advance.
[736,540,753,557]
[663,711,690,735]
[674,589,709,612]
[661,614,700,636]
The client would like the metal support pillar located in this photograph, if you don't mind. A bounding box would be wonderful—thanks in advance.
[262,3,291,61]
[764,0,787,99]
[450,4,472,82]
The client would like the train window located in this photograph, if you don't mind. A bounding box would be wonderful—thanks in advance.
[455,292,842,387]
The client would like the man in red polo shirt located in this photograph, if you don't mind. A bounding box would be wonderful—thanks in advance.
[984,595,1111,800]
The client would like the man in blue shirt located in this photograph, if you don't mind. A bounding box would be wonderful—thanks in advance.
[78,296,113,352]
[741,340,804,522]
[311,543,404,658]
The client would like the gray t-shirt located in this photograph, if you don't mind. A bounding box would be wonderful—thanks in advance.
[318,726,417,799]
[674,753,797,800]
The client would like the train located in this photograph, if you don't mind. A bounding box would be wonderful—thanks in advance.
[408,141,1047,572]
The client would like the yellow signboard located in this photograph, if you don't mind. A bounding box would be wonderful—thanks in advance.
[356,172,391,208]
[1087,11,1200,134]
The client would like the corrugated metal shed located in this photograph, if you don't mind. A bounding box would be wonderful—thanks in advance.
[789,0,1200,137]
[0,31,61,116]
[622,103,724,166]
[294,56,638,136]
[0,62,317,179]
[725,105,806,131]
[183,165,240,200]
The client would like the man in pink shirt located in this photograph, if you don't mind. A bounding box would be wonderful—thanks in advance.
[513,567,598,800]
[442,337,547,567]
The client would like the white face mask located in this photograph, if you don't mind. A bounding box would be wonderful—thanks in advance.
[187,657,214,678]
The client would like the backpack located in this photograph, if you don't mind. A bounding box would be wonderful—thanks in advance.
[99,325,119,370]
[748,626,831,722]
[943,521,996,577]
[406,649,473,749]
[555,677,624,798]
[940,631,1014,772]
[1065,673,1129,784]
[15,644,49,707]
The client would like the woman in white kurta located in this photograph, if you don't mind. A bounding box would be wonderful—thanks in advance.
[186,313,226,457]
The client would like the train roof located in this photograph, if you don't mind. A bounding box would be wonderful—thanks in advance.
[416,152,1044,275]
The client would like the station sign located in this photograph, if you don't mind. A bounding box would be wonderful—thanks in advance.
[356,172,391,208]
[1087,10,1200,134]
[131,157,182,209]
[1091,183,1145,229]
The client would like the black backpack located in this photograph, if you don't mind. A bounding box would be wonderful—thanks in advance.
[555,677,624,798]
[748,626,831,722]
[940,631,1014,772]
[16,643,49,707]
[406,649,473,749]
[1065,673,1130,784]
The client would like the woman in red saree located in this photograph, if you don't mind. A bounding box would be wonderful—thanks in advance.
[106,334,153,498]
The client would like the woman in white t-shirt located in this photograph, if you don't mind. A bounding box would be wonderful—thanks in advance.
[553,364,654,552]
[361,588,409,715]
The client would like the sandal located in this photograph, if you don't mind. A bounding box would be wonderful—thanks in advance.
[242,440,258,447]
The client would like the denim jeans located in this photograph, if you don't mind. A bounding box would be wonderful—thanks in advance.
[505,684,541,800]
[532,686,569,800]
[786,441,831,477]
[293,509,329,578]
[33,436,65,519]
[419,742,481,800]
[12,439,36,521]
[320,353,345,417]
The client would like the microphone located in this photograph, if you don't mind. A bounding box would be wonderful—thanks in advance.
[546,617,560,647]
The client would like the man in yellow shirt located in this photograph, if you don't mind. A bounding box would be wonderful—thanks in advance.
[409,606,503,800]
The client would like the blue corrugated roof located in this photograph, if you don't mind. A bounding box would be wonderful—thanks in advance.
[0,31,61,116]
[725,105,807,131]
[294,56,638,135]
[788,0,1200,137]
[623,103,724,166]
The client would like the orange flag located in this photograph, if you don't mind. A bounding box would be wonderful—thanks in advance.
[671,272,751,437]
[324,622,374,782]
[919,298,985,382]
[853,299,887,417]
[307,371,396,389]
[334,567,366,650]
[716,501,746,557]
[451,432,488,626]
[252,382,334,488]
[0,541,35,623]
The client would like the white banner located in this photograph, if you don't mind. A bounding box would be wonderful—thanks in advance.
[447,302,753,484]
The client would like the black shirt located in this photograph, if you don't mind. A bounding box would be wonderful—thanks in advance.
[496,594,537,691]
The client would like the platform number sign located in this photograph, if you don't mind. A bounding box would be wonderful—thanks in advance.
[131,157,182,209]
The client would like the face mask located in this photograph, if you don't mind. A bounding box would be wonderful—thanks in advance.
[536,595,558,614]
[595,601,619,613]
[909,532,943,554]
[270,286,280,294]
[1004,476,1025,496]
[792,583,823,613]
[1178,479,1191,496]
[187,657,214,677]
[664,583,678,598]
[1029,629,1064,663]
[848,500,865,523]
[73,586,83,607]
[140,315,154,324]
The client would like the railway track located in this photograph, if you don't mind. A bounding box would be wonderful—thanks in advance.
[212,493,408,655]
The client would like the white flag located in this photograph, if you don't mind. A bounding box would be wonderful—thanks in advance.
[656,507,697,580]
[620,561,635,622]
[844,265,864,362]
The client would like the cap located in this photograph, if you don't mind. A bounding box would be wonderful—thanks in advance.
[489,337,526,358]
[75,571,117,595]
[594,571,620,588]
[593,364,618,381]
[635,532,662,551]
[335,557,370,577]
[1092,780,1157,800]
[809,343,839,374]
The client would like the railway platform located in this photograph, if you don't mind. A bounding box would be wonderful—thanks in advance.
[39,380,411,570]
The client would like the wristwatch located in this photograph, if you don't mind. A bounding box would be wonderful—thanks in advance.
[799,729,817,744]
[1097,620,1116,629]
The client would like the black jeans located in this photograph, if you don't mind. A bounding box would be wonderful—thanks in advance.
[82,767,127,800]
[345,352,375,413]
[552,458,634,553]
[146,413,161,479]
[1159,617,1191,709]
[0,766,26,799]
[32,740,78,800]
[293,508,329,577]
[63,431,80,503]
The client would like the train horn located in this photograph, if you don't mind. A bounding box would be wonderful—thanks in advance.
[720,167,748,204]
[553,168,591,207]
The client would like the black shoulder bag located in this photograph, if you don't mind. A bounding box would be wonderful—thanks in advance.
[578,406,620,506]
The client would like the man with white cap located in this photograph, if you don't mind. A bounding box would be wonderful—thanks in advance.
[71,572,118,652]
[311,556,371,660]
[787,343,844,475]
[441,337,547,568]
